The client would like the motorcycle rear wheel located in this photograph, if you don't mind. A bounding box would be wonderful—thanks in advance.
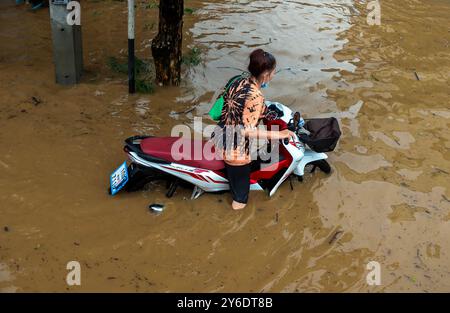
[124,163,162,192]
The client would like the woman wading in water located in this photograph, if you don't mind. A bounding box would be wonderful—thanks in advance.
[212,49,294,210]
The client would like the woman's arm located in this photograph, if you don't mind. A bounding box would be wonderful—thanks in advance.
[245,128,294,140]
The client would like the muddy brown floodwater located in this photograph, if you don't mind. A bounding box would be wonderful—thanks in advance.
[1,0,449,292]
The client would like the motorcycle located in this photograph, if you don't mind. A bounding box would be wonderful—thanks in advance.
[108,101,341,200]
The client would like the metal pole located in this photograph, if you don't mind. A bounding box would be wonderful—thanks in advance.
[128,0,135,94]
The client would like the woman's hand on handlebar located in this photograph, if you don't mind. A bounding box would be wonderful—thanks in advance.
[280,129,296,139]
[280,130,296,145]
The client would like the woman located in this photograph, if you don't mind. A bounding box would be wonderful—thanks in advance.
[212,49,293,210]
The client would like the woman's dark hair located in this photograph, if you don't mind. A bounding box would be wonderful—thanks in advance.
[248,49,276,78]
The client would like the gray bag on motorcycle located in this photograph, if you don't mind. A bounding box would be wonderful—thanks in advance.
[298,117,341,152]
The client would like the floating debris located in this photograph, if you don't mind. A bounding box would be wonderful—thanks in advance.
[328,230,344,245]
[149,203,165,214]
[170,106,196,115]
[31,96,41,106]
[432,167,449,175]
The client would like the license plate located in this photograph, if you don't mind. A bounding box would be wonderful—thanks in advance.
[110,161,129,196]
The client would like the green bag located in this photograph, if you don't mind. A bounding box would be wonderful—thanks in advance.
[209,75,241,121]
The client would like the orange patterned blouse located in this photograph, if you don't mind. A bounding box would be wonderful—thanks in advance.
[212,76,267,166]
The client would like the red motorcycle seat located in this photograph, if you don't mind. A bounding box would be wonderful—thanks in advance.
[140,137,225,171]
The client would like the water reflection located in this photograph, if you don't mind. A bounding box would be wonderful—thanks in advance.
[185,0,356,116]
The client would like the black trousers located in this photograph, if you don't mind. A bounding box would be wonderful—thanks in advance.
[225,163,251,204]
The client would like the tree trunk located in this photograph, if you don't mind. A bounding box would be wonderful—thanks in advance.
[151,0,184,86]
